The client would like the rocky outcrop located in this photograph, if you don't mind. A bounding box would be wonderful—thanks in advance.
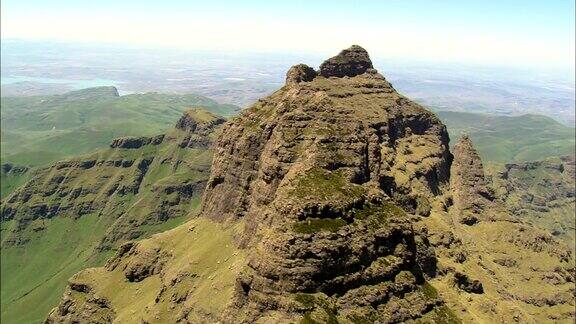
[491,155,575,245]
[453,272,484,294]
[45,276,115,324]
[450,135,494,225]
[109,134,165,149]
[319,45,375,77]
[1,163,29,176]
[175,109,226,134]
[286,64,317,84]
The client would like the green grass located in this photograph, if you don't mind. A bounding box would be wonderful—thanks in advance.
[0,87,238,167]
[292,167,364,201]
[438,111,575,163]
[0,171,29,198]
[0,213,112,324]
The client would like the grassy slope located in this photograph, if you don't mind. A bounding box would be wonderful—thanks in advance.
[0,126,211,323]
[437,111,575,163]
[0,215,113,324]
[0,171,29,199]
[0,87,238,168]
[63,217,246,323]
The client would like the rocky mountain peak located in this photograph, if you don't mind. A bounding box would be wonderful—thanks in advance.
[196,47,455,322]
[319,44,375,77]
[285,45,379,85]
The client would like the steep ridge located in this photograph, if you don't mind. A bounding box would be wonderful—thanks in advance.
[45,46,574,323]
[0,109,224,324]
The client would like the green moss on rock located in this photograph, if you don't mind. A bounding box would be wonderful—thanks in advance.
[292,167,364,201]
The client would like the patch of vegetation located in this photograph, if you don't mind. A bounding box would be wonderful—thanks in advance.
[0,170,29,198]
[417,306,461,324]
[295,293,316,308]
[292,167,364,201]
[0,213,112,324]
[295,294,338,324]
[348,314,379,324]
[421,281,439,299]
[348,202,404,229]
[65,218,246,323]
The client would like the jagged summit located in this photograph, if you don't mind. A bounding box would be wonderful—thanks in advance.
[286,45,378,84]
[320,44,375,77]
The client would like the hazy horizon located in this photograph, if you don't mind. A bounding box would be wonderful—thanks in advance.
[2,0,574,71]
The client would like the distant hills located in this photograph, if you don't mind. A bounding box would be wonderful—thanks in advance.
[0,86,239,168]
[438,111,575,163]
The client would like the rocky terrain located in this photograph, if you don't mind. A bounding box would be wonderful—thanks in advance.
[490,156,575,248]
[6,46,575,323]
[0,109,224,323]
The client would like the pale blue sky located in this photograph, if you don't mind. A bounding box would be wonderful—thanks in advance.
[2,0,574,69]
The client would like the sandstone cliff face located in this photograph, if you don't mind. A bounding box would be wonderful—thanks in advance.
[202,46,451,225]
[449,135,495,225]
[199,45,454,322]
[1,109,222,249]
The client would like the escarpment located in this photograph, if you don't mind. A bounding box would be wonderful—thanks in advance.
[1,108,222,249]
[45,46,575,323]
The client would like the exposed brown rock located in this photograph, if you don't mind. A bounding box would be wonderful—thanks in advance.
[110,134,165,149]
[198,46,453,322]
[450,135,494,225]
[319,45,375,78]
[175,109,226,134]
[45,275,115,324]
[453,272,484,294]
[286,64,317,84]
